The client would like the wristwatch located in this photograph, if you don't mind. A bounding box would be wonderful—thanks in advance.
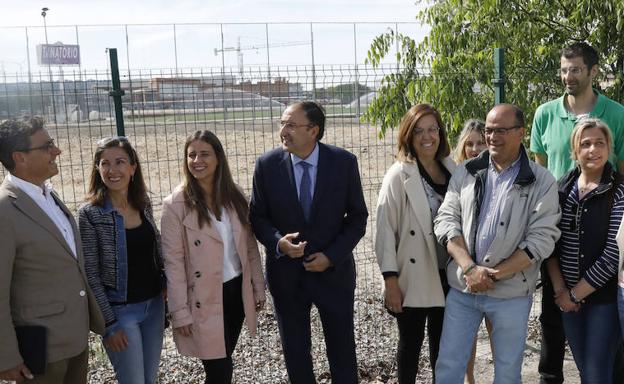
[569,288,584,305]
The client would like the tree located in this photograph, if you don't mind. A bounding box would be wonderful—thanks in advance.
[365,0,624,139]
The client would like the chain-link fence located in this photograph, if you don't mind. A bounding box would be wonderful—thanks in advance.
[0,60,412,382]
[2,21,611,383]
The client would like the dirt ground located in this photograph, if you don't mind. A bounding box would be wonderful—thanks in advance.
[0,117,582,383]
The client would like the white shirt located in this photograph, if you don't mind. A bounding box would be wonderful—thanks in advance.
[6,173,77,258]
[210,209,242,282]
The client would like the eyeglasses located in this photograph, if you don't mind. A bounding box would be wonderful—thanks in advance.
[484,126,522,136]
[559,66,586,76]
[97,136,129,146]
[279,121,313,131]
[414,126,440,136]
[18,139,57,152]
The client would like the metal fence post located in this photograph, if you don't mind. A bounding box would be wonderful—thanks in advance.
[107,48,125,136]
[353,23,360,118]
[493,47,505,104]
[265,23,273,119]
[310,23,316,101]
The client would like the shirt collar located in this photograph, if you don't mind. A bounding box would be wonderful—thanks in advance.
[6,173,53,199]
[489,151,522,175]
[558,89,605,119]
[290,142,319,168]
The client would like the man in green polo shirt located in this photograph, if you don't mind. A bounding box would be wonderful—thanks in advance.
[531,41,624,384]
[531,43,624,180]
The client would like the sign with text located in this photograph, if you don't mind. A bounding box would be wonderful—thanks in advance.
[37,44,80,65]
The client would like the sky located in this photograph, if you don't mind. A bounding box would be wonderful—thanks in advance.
[1,0,421,25]
[0,0,428,73]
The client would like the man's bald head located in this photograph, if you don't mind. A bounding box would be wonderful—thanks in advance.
[485,104,525,170]
[486,103,525,129]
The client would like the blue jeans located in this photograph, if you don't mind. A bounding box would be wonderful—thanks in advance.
[562,301,621,384]
[435,288,532,384]
[105,293,165,384]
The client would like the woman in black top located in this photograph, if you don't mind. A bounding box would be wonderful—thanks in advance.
[79,136,165,384]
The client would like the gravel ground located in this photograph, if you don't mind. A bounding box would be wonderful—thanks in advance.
[84,291,581,384]
[0,118,581,383]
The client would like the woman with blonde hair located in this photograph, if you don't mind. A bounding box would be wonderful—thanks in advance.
[161,130,265,384]
[375,103,456,382]
[454,119,486,163]
[547,118,623,383]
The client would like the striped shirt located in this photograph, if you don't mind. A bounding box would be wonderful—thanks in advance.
[558,181,624,289]
[475,156,521,264]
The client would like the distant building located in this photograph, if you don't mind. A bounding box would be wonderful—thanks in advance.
[234,77,303,104]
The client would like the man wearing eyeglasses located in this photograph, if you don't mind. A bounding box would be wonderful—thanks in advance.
[250,101,368,383]
[434,104,561,383]
[530,42,624,384]
[0,118,104,383]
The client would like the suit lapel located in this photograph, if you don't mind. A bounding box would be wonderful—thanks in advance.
[51,191,83,264]
[309,143,330,222]
[7,182,77,259]
[279,150,305,218]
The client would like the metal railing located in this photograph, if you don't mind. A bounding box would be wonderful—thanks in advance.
[2,24,617,381]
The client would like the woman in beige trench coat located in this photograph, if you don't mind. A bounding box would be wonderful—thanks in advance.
[161,130,266,384]
[375,103,456,383]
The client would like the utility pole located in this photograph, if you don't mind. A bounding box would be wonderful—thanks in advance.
[41,7,58,122]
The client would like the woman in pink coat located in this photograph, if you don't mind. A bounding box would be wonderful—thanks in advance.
[161,130,266,384]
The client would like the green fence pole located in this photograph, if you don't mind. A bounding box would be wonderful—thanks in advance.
[493,48,505,104]
[107,48,125,137]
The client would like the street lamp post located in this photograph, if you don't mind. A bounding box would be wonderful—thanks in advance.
[41,7,49,45]
[41,7,58,122]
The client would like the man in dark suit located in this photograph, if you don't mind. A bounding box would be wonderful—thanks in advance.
[250,101,368,383]
[0,117,104,384]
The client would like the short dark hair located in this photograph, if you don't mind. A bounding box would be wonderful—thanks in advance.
[561,42,599,69]
[0,116,45,171]
[86,136,149,211]
[511,104,525,127]
[290,101,326,141]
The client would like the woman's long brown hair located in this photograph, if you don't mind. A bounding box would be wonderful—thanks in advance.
[182,130,249,228]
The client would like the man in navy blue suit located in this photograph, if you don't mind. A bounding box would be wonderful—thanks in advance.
[250,101,368,383]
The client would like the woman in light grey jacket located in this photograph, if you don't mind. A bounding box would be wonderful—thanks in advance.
[375,103,455,383]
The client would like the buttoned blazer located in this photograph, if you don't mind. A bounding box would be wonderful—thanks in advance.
[160,186,266,360]
[250,143,369,269]
[0,179,104,371]
[375,158,456,308]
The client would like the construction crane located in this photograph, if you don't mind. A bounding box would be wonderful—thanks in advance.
[214,37,310,80]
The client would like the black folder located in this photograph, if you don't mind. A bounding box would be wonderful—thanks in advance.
[15,325,47,375]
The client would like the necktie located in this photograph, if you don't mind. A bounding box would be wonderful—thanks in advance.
[298,161,312,220]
